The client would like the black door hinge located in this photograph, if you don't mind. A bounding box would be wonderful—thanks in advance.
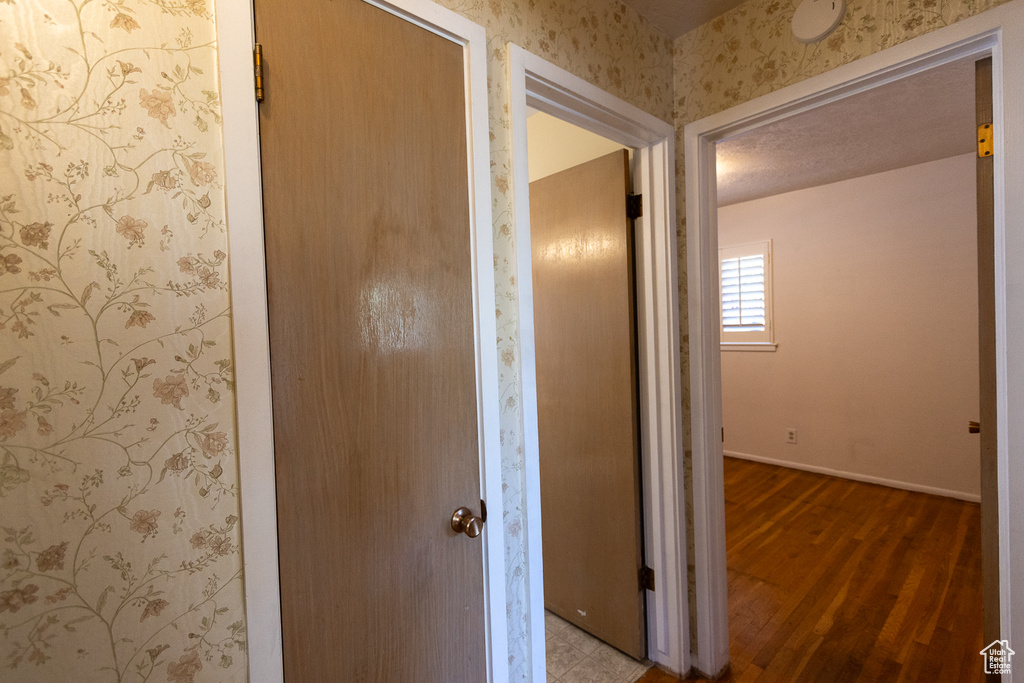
[627,194,643,219]
[640,565,655,592]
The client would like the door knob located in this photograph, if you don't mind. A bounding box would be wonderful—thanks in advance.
[969,421,981,434]
[451,507,484,538]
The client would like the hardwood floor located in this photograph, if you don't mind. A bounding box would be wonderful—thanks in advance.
[636,666,687,683]
[643,458,985,683]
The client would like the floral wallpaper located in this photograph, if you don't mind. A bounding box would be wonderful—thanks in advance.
[672,0,1012,660]
[0,0,245,681]
[0,0,673,679]
[675,0,1012,125]
[433,1,672,678]
[6,0,1013,677]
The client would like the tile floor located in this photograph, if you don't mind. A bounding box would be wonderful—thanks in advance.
[545,611,653,683]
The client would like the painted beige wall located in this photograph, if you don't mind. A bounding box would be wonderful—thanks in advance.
[719,154,980,498]
[527,111,626,182]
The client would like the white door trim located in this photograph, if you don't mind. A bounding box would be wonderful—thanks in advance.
[684,2,1024,676]
[216,1,508,680]
[507,45,689,679]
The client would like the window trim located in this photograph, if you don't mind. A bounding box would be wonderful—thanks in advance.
[719,239,775,350]
[720,341,778,352]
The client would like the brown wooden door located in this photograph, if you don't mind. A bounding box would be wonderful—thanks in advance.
[530,149,646,659]
[975,56,1000,660]
[254,1,486,679]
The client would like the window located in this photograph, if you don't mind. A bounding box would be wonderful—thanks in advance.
[720,240,775,350]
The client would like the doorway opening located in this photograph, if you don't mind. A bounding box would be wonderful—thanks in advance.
[685,18,1014,678]
[508,45,687,680]
[527,114,649,677]
[714,54,984,674]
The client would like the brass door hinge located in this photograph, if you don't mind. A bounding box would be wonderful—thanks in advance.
[254,43,264,103]
[978,123,993,158]
[627,194,643,219]
[640,565,655,592]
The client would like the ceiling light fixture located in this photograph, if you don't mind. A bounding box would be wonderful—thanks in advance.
[792,0,846,43]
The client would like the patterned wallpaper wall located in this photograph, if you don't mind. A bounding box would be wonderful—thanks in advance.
[0,1,244,681]
[672,0,1012,659]
[0,0,673,681]
[6,0,1007,678]
[433,1,673,678]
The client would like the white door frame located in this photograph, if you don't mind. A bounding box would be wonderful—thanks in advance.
[507,45,689,679]
[217,1,508,680]
[684,2,1024,676]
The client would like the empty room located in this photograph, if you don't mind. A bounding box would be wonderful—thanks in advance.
[714,56,986,679]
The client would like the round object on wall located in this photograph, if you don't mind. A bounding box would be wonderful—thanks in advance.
[792,0,846,43]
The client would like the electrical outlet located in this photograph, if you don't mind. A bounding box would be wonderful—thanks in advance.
[785,428,798,444]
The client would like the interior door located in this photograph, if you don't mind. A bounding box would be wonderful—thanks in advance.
[530,149,646,659]
[254,1,487,679]
[975,56,1000,660]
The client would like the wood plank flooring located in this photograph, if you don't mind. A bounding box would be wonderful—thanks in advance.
[642,457,985,683]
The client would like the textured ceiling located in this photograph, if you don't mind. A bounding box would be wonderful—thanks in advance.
[716,57,977,206]
[618,2,976,206]
[621,0,749,37]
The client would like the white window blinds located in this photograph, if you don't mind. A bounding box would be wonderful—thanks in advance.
[721,253,766,331]
[720,240,773,345]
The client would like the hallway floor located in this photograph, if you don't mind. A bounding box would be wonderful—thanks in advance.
[545,611,653,682]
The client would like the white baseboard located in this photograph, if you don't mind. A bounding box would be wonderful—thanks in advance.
[723,450,981,503]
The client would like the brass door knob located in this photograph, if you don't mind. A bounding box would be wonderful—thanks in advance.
[451,507,484,538]
[969,421,981,434]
